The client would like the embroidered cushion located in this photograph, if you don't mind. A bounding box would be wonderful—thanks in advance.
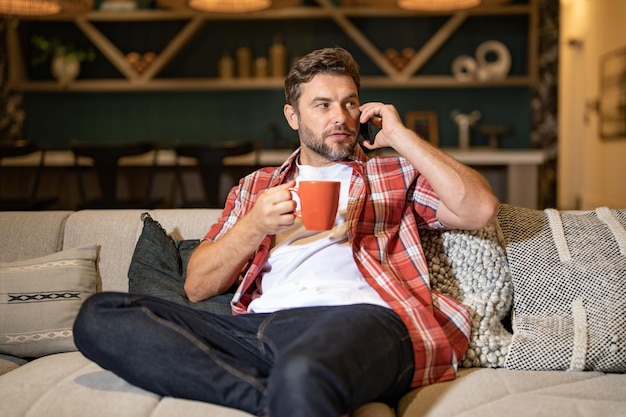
[0,245,97,358]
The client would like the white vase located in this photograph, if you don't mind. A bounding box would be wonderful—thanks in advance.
[475,40,511,80]
[51,55,81,86]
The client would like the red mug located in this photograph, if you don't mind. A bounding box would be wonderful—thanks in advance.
[290,181,340,230]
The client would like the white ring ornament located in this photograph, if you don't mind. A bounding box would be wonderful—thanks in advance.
[475,40,511,80]
[451,55,478,82]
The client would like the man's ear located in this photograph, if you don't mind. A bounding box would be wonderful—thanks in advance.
[284,104,299,131]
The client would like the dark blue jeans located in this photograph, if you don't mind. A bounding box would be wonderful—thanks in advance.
[73,292,414,417]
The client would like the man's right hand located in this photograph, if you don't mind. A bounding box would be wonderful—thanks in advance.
[245,180,297,237]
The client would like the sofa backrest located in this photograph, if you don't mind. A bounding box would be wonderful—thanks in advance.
[61,209,223,292]
[0,211,73,262]
[0,209,223,293]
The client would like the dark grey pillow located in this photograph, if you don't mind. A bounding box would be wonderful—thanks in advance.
[128,213,233,315]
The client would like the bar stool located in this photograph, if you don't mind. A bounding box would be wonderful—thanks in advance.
[173,140,258,208]
[0,140,58,211]
[71,140,164,210]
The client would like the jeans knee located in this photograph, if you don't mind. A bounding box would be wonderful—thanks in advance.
[269,353,346,415]
[275,354,321,388]
[73,294,102,350]
[73,292,125,357]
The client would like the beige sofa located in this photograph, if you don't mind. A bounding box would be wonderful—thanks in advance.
[0,207,624,417]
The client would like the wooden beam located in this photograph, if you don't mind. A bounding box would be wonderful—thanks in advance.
[74,17,139,81]
[527,0,539,86]
[5,18,26,87]
[314,0,400,78]
[400,11,468,79]
[139,16,206,82]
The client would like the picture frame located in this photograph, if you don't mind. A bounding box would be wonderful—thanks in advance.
[405,111,439,146]
[599,46,626,139]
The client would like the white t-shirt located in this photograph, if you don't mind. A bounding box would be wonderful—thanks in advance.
[247,162,390,313]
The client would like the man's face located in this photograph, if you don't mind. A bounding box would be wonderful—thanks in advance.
[284,73,360,166]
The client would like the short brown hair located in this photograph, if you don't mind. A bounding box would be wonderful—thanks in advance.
[284,47,361,108]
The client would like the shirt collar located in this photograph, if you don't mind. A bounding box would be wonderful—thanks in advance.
[275,145,369,183]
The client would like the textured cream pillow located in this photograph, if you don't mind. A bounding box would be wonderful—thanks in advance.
[498,205,626,372]
[0,245,97,358]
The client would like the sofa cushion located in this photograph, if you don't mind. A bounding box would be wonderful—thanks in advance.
[497,204,626,372]
[62,210,147,293]
[0,351,255,417]
[0,245,98,358]
[397,367,626,417]
[0,354,27,376]
[0,211,71,262]
[61,209,223,293]
[420,221,512,368]
[128,213,233,315]
[0,350,386,417]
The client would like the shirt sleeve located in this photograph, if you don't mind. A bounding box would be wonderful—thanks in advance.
[202,165,289,241]
[202,193,239,242]
[202,172,251,242]
[411,173,446,230]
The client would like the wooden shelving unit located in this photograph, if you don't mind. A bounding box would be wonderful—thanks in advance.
[6,0,538,92]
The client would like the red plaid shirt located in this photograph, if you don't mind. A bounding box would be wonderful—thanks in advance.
[204,147,471,388]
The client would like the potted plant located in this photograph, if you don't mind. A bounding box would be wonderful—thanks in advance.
[31,35,96,85]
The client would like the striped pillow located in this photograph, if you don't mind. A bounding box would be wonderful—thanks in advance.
[0,245,97,358]
[498,205,626,372]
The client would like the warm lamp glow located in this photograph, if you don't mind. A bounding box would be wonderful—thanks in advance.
[188,0,270,12]
[158,0,300,13]
[0,0,59,15]
[396,0,481,11]
[0,0,92,15]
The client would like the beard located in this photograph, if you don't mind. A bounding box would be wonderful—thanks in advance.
[298,119,357,162]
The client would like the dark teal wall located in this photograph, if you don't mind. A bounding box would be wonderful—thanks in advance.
[24,87,530,150]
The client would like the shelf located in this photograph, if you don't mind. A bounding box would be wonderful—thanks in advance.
[20,4,533,22]
[8,0,538,92]
[12,75,534,92]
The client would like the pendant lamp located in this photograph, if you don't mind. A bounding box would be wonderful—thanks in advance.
[0,0,92,15]
[396,0,481,11]
[158,0,300,13]
[187,0,270,12]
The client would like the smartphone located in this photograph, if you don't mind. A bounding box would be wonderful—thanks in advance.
[359,121,375,145]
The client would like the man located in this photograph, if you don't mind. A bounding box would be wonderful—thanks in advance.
[74,47,499,417]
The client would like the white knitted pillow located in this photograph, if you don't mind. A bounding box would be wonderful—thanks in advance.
[498,204,626,372]
[420,222,513,368]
